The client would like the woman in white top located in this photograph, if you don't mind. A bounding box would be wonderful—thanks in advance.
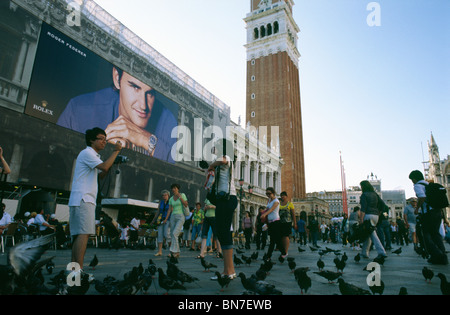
[208,138,238,280]
[261,187,287,260]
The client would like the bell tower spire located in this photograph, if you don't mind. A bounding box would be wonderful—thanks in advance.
[244,0,306,199]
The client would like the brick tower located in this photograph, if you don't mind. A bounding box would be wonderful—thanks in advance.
[244,0,306,199]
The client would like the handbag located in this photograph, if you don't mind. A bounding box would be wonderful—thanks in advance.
[183,205,190,216]
[206,161,232,206]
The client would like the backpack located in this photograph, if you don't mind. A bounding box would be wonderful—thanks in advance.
[419,182,449,210]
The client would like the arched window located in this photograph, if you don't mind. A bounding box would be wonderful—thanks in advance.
[274,21,279,34]
[260,25,266,38]
[267,23,272,36]
[253,28,259,40]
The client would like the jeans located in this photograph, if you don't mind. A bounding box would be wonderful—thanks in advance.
[169,213,185,254]
[157,221,171,244]
[377,219,391,249]
[191,223,203,241]
[361,214,386,257]
[215,195,238,250]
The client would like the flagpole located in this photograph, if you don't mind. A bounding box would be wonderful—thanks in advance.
[340,152,348,215]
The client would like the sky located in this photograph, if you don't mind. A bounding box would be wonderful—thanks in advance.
[93,0,450,199]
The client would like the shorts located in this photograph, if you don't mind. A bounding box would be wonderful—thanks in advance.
[69,200,96,236]
[408,223,416,233]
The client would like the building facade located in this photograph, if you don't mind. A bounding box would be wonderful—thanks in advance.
[244,0,306,200]
[0,0,231,220]
[307,173,406,221]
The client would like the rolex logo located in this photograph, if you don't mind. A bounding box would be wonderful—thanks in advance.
[33,100,54,116]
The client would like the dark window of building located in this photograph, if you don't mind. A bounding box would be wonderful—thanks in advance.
[274,21,279,34]
[254,28,259,40]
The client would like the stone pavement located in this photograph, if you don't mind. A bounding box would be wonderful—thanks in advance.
[1,239,449,295]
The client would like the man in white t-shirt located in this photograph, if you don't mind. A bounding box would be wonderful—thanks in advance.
[69,127,122,270]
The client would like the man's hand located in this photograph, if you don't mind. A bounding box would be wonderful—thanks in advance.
[105,116,154,152]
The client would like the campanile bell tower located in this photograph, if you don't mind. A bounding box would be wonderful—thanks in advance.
[244,0,306,199]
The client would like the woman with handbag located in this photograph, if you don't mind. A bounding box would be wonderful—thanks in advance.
[208,138,238,280]
[166,183,188,258]
[261,187,287,260]
[150,190,171,256]
[359,180,387,260]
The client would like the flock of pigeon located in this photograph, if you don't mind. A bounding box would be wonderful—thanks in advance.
[1,234,449,295]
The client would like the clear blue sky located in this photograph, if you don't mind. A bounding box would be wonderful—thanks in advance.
[94,0,450,198]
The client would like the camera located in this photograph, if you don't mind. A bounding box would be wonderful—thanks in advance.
[114,155,129,165]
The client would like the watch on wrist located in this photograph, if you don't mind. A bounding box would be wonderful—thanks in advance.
[148,134,158,152]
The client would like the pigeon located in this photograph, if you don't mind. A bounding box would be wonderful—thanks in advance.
[213,271,231,292]
[422,267,434,283]
[297,246,305,253]
[0,234,55,295]
[200,257,217,272]
[250,251,259,261]
[169,255,179,265]
[89,254,98,270]
[342,252,348,262]
[338,278,372,295]
[147,259,157,278]
[313,270,342,283]
[236,248,245,255]
[259,258,275,274]
[242,255,252,266]
[45,259,55,275]
[373,255,385,266]
[253,280,282,295]
[94,276,120,295]
[317,257,325,271]
[157,268,186,295]
[166,261,199,284]
[287,257,296,272]
[294,267,310,281]
[238,272,258,292]
[369,280,385,295]
[334,256,346,273]
[296,268,311,295]
[437,273,450,295]
[354,253,361,263]
[234,255,244,267]
[255,268,268,281]
[398,287,408,295]
[392,247,402,255]
[278,254,285,264]
[140,269,153,294]
[309,246,318,252]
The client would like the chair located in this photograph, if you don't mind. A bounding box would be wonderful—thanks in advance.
[138,228,148,246]
[1,222,19,253]
[89,235,98,248]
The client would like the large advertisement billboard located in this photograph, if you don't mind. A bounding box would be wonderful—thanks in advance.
[25,22,178,163]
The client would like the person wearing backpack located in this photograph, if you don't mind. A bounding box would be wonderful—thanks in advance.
[409,170,448,265]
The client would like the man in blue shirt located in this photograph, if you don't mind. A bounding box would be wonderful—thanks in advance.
[57,67,177,163]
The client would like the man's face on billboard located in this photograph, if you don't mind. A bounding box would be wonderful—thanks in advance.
[113,69,155,129]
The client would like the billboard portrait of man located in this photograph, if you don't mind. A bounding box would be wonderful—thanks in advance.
[57,67,177,163]
[25,22,178,164]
